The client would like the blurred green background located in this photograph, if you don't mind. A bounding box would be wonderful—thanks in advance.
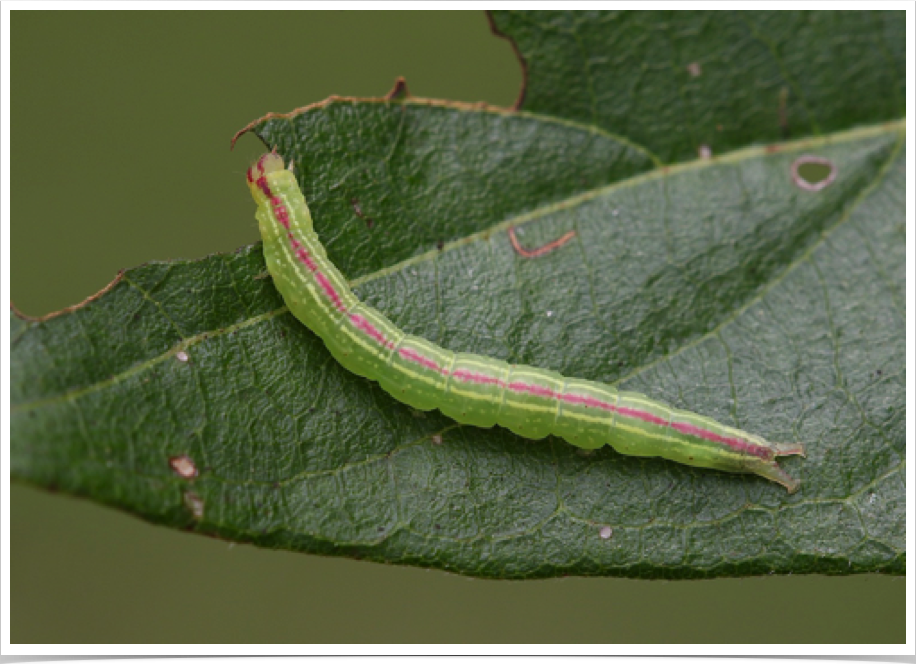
[10,11,905,643]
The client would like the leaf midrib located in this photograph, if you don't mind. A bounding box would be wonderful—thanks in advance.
[12,120,904,414]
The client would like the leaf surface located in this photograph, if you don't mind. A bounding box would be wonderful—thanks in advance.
[11,11,905,578]
[490,10,905,163]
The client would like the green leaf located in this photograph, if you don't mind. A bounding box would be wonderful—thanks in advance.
[490,10,906,163]
[12,11,905,578]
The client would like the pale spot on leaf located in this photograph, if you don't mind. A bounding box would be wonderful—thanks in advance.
[184,491,204,519]
[169,455,198,479]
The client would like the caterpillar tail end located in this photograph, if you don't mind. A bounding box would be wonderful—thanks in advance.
[768,466,801,494]
[755,443,806,493]
[776,441,806,458]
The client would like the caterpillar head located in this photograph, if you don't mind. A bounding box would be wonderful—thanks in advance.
[246,152,287,203]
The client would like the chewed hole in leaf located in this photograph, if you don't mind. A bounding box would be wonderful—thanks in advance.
[791,155,837,191]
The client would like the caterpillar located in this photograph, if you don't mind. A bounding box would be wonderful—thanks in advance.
[248,152,806,492]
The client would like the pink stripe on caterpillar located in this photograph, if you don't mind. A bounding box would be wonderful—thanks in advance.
[560,392,615,411]
[273,201,291,228]
[669,421,770,458]
[509,381,556,399]
[398,347,448,375]
[616,405,667,427]
[314,272,345,312]
[258,173,347,314]
[559,391,767,456]
[489,379,767,456]
[411,361,764,455]
[295,247,317,271]
[451,369,506,387]
[256,178,272,200]
[350,314,395,349]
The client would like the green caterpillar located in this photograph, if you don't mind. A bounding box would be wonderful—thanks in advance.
[248,152,806,492]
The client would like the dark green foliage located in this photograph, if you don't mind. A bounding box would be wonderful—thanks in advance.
[11,11,904,578]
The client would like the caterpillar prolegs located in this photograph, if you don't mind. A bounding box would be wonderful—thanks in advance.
[248,153,806,492]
